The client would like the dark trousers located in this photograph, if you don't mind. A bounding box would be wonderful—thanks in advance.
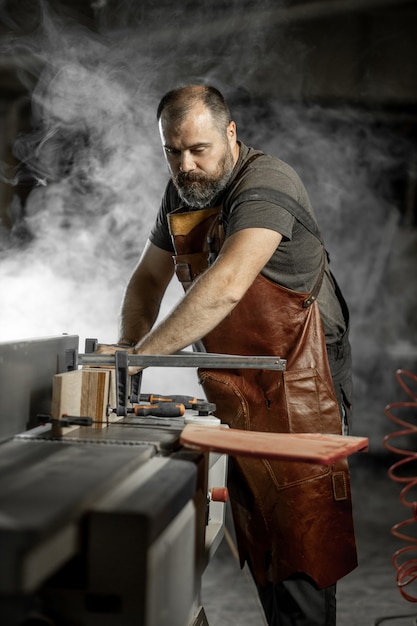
[256,331,353,626]
[327,327,353,436]
[256,575,336,626]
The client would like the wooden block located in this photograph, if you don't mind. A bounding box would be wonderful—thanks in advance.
[107,368,120,421]
[51,370,83,436]
[82,368,121,424]
[51,369,112,433]
[80,368,110,428]
[52,370,83,418]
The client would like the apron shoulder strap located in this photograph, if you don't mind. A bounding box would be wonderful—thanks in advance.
[229,186,326,308]
[229,187,324,244]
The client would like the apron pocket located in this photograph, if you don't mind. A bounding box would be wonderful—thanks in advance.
[283,368,341,434]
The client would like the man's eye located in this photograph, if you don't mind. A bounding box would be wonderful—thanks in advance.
[165,147,179,155]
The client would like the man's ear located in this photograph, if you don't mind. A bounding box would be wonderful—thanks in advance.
[227,120,237,140]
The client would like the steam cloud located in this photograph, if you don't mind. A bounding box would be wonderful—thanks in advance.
[0,4,165,340]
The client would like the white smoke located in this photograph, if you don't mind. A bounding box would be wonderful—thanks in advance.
[0,3,200,392]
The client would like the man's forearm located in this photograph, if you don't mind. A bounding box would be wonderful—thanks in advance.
[133,260,240,356]
[128,228,282,357]
[118,268,169,345]
[118,290,161,345]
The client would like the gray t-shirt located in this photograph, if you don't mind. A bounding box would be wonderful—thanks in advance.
[150,142,346,343]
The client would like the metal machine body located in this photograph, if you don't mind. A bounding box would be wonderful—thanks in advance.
[0,335,235,626]
[0,334,78,441]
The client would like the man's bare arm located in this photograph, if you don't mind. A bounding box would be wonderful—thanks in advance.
[133,227,282,356]
[118,240,175,345]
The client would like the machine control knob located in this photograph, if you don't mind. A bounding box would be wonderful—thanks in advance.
[208,487,229,503]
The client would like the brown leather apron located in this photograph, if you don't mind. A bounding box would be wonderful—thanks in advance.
[167,200,357,588]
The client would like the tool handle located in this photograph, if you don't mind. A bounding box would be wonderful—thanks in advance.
[140,394,199,409]
[132,403,185,417]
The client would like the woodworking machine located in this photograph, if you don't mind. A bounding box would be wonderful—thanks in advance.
[0,335,286,626]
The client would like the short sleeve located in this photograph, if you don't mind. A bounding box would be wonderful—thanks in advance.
[149,181,176,253]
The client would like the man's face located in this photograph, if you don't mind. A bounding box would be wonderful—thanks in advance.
[159,103,238,209]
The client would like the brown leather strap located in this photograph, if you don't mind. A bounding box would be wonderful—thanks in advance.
[232,151,264,186]
[302,247,327,308]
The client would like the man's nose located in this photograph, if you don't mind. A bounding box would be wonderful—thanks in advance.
[179,152,196,172]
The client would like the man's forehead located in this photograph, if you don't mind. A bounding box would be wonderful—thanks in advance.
[161,104,217,135]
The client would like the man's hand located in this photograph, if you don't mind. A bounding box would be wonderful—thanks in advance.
[91,343,144,375]
[95,343,135,355]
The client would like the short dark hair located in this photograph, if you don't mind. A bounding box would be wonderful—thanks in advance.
[156,85,232,134]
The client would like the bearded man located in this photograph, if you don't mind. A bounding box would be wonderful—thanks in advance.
[98,85,357,626]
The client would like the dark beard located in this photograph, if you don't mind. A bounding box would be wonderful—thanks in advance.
[173,147,234,209]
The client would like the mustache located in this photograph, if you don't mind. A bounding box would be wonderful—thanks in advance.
[175,171,209,185]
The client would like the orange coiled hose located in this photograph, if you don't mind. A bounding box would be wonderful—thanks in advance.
[384,369,417,602]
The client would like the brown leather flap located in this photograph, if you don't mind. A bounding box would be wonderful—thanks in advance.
[174,251,210,284]
[168,205,221,236]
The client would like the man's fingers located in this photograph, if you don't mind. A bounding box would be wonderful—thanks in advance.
[95,343,120,355]
[129,366,145,376]
[91,344,145,376]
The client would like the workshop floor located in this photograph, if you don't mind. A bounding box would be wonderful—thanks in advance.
[201,453,417,626]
